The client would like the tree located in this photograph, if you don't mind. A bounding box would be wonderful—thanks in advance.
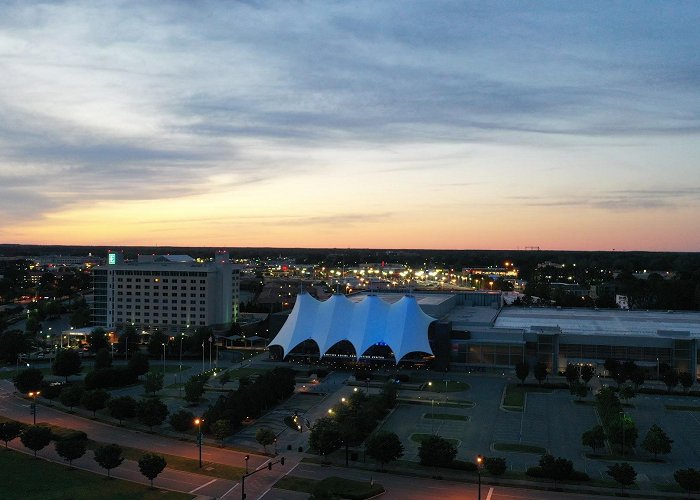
[147,330,167,358]
[609,416,638,455]
[607,462,636,495]
[674,468,700,498]
[564,364,579,386]
[619,385,636,403]
[128,352,150,378]
[107,396,137,424]
[59,385,84,411]
[55,438,87,467]
[484,457,507,476]
[184,379,205,404]
[88,328,109,353]
[569,381,587,400]
[418,434,457,468]
[581,425,606,454]
[81,389,110,417]
[539,454,573,489]
[630,369,645,390]
[119,325,140,355]
[218,370,232,388]
[136,398,169,430]
[138,453,167,488]
[641,424,673,460]
[14,368,43,393]
[211,419,232,446]
[604,358,620,376]
[94,348,112,370]
[255,427,276,453]
[309,417,342,458]
[169,409,195,432]
[663,369,679,393]
[533,362,548,385]
[94,443,124,478]
[143,371,164,396]
[0,421,22,448]
[0,330,30,362]
[580,365,595,385]
[20,425,52,457]
[679,371,694,392]
[53,349,82,382]
[515,361,529,385]
[365,431,404,471]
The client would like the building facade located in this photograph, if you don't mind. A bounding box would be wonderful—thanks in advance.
[92,252,240,334]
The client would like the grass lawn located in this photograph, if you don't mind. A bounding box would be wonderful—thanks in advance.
[666,404,700,412]
[422,381,471,393]
[423,413,469,421]
[585,452,663,463]
[493,442,546,454]
[0,448,192,500]
[410,433,459,446]
[88,442,245,480]
[275,475,384,499]
[398,398,475,408]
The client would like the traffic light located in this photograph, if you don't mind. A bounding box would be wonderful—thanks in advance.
[280,457,285,466]
[267,462,272,470]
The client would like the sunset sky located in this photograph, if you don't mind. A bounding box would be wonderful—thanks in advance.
[1,1,699,251]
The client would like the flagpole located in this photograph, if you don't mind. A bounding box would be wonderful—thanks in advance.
[202,341,205,372]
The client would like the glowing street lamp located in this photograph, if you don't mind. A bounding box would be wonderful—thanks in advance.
[477,454,484,499]
[194,418,203,468]
[28,391,41,424]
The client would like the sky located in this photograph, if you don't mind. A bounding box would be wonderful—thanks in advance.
[1,1,699,251]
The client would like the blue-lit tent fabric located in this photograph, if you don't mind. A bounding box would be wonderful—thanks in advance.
[269,293,435,361]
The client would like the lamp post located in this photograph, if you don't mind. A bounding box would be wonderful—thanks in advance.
[194,418,203,468]
[28,391,40,424]
[244,454,249,474]
[620,411,625,456]
[476,454,484,500]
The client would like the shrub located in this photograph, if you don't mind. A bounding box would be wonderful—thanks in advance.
[169,409,195,432]
[418,435,457,468]
[449,459,478,471]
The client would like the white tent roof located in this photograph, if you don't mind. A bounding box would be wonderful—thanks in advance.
[270,293,435,361]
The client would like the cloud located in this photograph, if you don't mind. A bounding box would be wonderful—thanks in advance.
[516,188,700,211]
[0,0,699,234]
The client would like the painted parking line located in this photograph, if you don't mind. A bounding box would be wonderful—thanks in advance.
[189,478,217,494]
[486,487,494,500]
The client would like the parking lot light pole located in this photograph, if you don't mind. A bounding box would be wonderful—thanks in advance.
[476,455,484,500]
[28,391,40,424]
[194,418,203,468]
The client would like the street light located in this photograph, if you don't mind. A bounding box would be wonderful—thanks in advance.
[162,343,166,373]
[28,391,41,424]
[620,411,625,456]
[476,454,484,500]
[194,418,203,468]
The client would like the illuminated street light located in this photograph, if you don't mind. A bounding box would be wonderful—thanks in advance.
[194,418,203,468]
[28,391,41,424]
[477,454,484,499]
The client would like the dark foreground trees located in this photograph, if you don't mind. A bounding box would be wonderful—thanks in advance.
[365,431,404,471]
[94,443,124,478]
[138,453,167,488]
[20,425,52,457]
[607,462,636,495]
[55,437,87,467]
[418,435,457,468]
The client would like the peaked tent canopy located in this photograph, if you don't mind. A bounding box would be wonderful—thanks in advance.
[270,293,435,362]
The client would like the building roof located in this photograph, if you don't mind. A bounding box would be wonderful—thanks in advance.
[495,307,700,338]
[270,293,435,361]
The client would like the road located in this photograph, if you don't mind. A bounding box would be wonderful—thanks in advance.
[265,461,627,500]
[0,380,293,499]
